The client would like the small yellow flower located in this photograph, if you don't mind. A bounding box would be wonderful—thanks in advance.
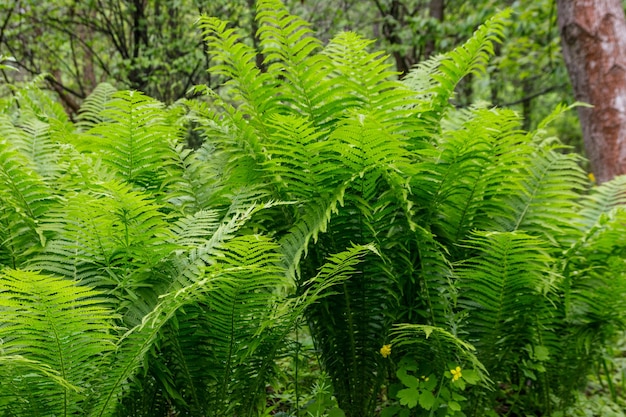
[450,366,462,382]
[421,375,429,382]
[380,344,392,358]
[588,172,596,183]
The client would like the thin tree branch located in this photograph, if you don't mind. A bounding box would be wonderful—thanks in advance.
[0,0,18,45]
[498,84,566,107]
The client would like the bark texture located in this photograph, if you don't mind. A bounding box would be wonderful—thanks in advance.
[557,0,626,182]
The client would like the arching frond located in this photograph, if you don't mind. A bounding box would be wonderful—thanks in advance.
[494,146,588,246]
[0,137,54,267]
[456,231,556,374]
[419,107,531,246]
[256,0,330,121]
[84,91,178,190]
[198,15,279,122]
[0,269,115,417]
[76,82,117,132]
[30,180,175,321]
[579,175,626,228]
[404,10,510,118]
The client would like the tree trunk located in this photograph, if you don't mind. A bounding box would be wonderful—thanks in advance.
[424,0,444,59]
[557,0,626,183]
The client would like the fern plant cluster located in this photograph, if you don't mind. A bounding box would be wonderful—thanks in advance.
[0,1,625,416]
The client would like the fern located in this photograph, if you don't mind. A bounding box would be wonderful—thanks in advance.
[495,144,588,246]
[0,137,54,267]
[456,232,557,381]
[83,91,178,190]
[579,175,626,228]
[30,180,176,323]
[75,82,117,132]
[0,269,115,417]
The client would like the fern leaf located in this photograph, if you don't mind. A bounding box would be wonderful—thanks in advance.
[85,91,177,190]
[76,82,117,132]
[494,146,588,246]
[405,9,510,118]
[456,231,556,373]
[579,175,626,228]
[0,269,115,416]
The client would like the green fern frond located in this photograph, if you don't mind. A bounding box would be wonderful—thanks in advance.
[170,210,221,248]
[421,107,531,245]
[198,15,279,121]
[391,323,487,378]
[76,82,117,132]
[456,231,556,373]
[405,9,510,118]
[30,180,175,320]
[0,269,115,416]
[84,91,177,190]
[323,31,415,122]
[0,137,54,267]
[494,146,588,245]
[301,243,386,416]
[411,226,455,328]
[166,140,223,212]
[280,182,348,282]
[256,0,324,110]
[14,78,72,129]
[262,113,327,198]
[579,175,626,228]
[92,234,286,417]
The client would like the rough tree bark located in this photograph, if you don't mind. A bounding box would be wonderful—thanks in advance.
[557,0,626,183]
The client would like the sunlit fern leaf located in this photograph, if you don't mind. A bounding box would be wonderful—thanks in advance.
[422,107,531,246]
[14,76,72,129]
[170,210,221,249]
[0,137,54,267]
[494,145,588,246]
[0,112,63,184]
[262,113,327,199]
[166,140,223,212]
[404,10,509,120]
[76,82,117,132]
[170,201,280,294]
[0,269,115,417]
[456,231,557,373]
[184,92,273,201]
[198,16,279,123]
[256,0,340,124]
[323,32,416,125]
[29,180,176,322]
[85,91,178,190]
[330,110,413,175]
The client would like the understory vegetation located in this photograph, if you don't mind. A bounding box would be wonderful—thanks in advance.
[1,1,625,416]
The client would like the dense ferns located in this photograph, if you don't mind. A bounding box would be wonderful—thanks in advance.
[0,1,625,416]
